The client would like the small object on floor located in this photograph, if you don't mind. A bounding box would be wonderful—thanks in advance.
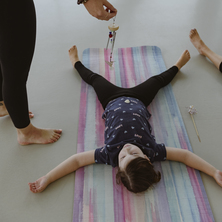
[188,105,201,142]
[105,16,119,67]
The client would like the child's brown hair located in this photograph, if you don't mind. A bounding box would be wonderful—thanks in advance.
[116,157,161,193]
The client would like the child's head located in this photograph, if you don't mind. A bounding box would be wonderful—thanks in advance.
[116,143,161,193]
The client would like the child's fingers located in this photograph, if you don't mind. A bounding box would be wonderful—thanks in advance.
[29,182,37,192]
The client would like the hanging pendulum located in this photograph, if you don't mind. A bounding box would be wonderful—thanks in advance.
[105,16,119,67]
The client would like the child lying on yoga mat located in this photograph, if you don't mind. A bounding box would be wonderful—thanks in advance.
[29,46,222,194]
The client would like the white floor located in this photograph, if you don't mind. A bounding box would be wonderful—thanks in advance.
[1,0,222,221]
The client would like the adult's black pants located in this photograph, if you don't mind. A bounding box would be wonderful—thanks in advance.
[0,0,36,128]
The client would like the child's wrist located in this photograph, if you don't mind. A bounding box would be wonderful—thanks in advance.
[45,174,53,184]
[212,168,218,179]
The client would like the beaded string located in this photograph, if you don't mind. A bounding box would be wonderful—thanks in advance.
[105,16,119,67]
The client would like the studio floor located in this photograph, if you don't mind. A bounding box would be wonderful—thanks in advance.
[0,0,222,221]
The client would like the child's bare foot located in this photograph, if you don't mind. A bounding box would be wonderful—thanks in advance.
[17,123,62,145]
[29,175,50,193]
[69,45,80,67]
[0,101,34,118]
[189,29,208,56]
[175,50,190,70]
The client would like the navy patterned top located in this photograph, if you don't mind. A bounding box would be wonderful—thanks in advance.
[94,96,166,167]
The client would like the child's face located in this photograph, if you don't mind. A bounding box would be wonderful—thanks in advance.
[118,143,149,170]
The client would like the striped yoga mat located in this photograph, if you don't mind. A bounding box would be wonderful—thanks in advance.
[73,46,214,222]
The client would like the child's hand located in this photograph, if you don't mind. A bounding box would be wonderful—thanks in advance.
[213,170,222,187]
[29,175,50,193]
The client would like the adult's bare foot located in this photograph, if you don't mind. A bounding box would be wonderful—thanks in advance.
[189,28,208,56]
[68,45,80,67]
[17,123,62,145]
[0,101,34,118]
[0,101,9,117]
[29,175,50,193]
[28,112,34,118]
[175,50,190,70]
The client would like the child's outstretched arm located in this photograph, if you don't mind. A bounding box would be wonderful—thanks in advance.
[29,150,95,193]
[166,147,222,187]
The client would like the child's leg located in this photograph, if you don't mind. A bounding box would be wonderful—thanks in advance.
[130,66,178,107]
[75,61,127,109]
[190,29,222,72]
[69,46,128,109]
[129,50,190,106]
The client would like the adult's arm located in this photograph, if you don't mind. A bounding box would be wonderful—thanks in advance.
[84,0,117,20]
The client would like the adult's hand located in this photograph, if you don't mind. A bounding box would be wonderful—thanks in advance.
[84,0,117,21]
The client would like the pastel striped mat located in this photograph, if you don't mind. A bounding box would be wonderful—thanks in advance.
[73,46,214,222]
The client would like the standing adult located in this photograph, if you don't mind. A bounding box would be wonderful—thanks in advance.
[0,0,117,145]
